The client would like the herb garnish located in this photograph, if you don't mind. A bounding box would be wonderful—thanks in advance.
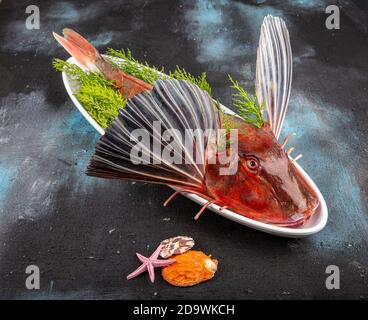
[53,49,265,130]
[53,58,125,128]
[170,66,211,96]
[106,49,212,95]
[106,48,163,85]
[228,75,265,128]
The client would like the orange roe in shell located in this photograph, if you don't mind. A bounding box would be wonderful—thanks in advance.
[162,250,218,287]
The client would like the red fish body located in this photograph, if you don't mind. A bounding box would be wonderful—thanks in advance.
[54,16,320,227]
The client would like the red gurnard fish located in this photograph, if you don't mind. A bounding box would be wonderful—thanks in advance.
[53,15,319,227]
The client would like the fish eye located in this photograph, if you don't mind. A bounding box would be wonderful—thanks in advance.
[245,156,259,172]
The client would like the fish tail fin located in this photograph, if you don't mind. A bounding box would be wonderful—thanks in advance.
[53,28,153,97]
[255,15,292,140]
[87,79,221,191]
[53,28,101,72]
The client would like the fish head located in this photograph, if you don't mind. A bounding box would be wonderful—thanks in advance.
[206,123,320,226]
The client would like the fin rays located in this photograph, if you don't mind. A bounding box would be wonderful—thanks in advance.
[256,15,292,139]
[87,79,221,190]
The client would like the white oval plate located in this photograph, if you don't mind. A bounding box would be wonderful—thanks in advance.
[61,56,328,238]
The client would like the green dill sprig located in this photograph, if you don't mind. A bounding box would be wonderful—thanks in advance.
[53,58,125,128]
[170,66,212,95]
[228,75,265,128]
[75,83,125,128]
[106,48,164,85]
[53,58,91,82]
[53,58,110,87]
[106,48,212,94]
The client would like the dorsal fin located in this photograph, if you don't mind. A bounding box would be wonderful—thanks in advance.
[255,15,292,139]
[87,79,220,189]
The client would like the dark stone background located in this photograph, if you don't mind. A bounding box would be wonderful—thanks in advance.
[0,0,367,299]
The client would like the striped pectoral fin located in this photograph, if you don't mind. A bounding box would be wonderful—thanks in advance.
[88,157,201,189]
[87,79,221,192]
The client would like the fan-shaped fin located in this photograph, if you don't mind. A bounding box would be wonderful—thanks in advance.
[255,15,292,139]
[87,79,221,190]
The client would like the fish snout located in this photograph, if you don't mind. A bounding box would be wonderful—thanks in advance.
[263,160,320,225]
[302,191,320,218]
[280,166,320,225]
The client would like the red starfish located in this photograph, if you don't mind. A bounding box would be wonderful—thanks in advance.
[126,244,176,283]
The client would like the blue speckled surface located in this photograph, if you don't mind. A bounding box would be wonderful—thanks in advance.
[0,0,367,299]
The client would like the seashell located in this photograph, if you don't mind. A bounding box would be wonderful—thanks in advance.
[159,236,195,258]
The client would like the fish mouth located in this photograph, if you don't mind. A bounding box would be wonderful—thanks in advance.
[233,198,320,227]
[267,196,320,227]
